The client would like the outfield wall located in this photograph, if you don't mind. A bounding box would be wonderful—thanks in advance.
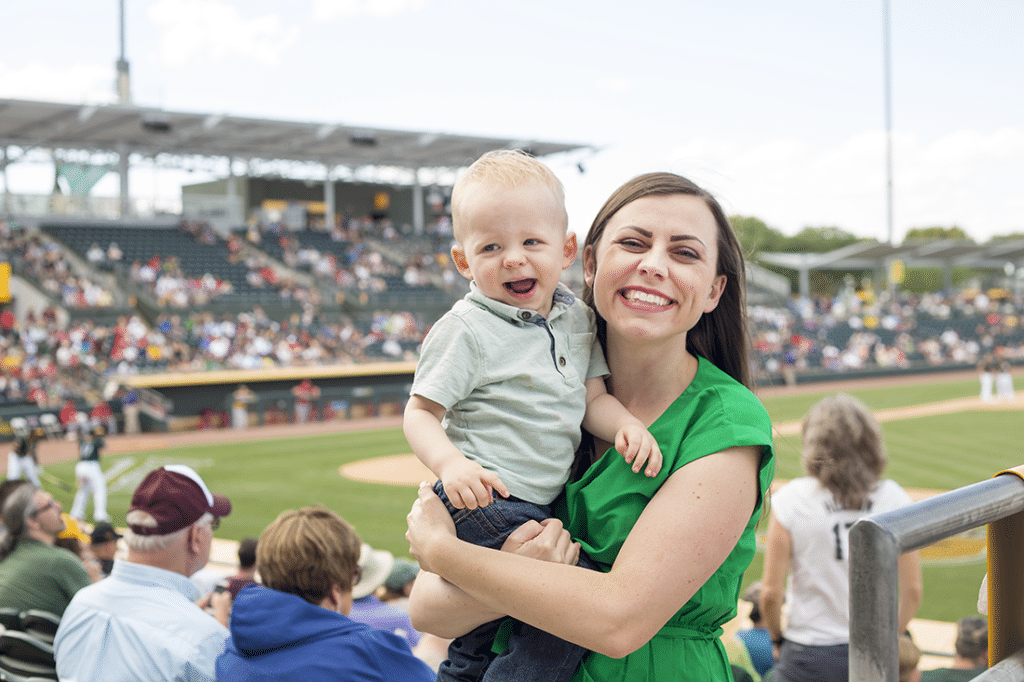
[125,361,417,430]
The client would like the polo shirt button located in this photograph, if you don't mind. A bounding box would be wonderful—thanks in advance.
[559,357,566,366]
[519,311,531,320]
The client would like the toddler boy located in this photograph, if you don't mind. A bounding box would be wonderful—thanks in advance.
[404,149,661,682]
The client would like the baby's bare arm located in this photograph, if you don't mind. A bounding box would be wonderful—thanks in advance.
[582,377,663,477]
[403,394,509,508]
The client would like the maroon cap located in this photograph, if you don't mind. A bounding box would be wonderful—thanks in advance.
[129,465,231,536]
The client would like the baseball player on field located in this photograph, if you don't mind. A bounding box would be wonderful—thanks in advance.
[6,427,44,486]
[70,425,109,522]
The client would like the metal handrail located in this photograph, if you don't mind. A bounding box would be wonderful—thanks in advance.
[849,472,1024,681]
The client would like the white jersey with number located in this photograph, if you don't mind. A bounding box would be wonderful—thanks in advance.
[773,476,912,646]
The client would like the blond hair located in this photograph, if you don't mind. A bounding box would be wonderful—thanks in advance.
[801,393,887,510]
[257,506,361,605]
[450,149,567,242]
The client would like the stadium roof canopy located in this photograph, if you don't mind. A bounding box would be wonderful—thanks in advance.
[759,238,1024,296]
[0,97,589,172]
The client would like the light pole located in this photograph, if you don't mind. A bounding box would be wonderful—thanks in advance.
[883,0,893,246]
[116,0,131,103]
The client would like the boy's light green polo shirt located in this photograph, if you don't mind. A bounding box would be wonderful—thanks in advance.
[411,282,607,505]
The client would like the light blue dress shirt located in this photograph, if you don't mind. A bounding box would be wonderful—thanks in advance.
[54,559,229,682]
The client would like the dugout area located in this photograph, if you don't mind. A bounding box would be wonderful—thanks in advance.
[127,361,415,431]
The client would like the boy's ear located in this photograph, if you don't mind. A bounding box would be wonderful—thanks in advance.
[562,233,578,269]
[451,245,473,280]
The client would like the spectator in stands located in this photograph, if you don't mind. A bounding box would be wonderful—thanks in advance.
[404,151,663,682]
[0,479,30,523]
[407,171,776,682]
[348,542,422,651]
[215,506,434,681]
[225,537,259,599]
[920,617,988,681]
[54,465,232,682]
[120,385,141,434]
[377,556,420,612]
[291,378,320,423]
[86,242,105,265]
[735,581,774,678]
[59,397,80,439]
[760,394,923,682]
[106,240,123,264]
[89,521,121,578]
[0,485,94,615]
[90,398,117,435]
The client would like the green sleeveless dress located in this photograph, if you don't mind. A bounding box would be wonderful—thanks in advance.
[555,356,775,681]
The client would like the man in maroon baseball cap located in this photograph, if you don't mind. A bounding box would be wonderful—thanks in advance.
[54,465,233,682]
[128,464,232,535]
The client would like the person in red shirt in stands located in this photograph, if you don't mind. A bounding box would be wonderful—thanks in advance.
[59,399,80,439]
[291,379,321,424]
[90,400,117,436]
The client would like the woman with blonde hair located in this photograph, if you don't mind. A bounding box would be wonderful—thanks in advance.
[760,393,923,682]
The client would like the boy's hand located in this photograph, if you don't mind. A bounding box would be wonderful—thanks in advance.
[616,425,663,477]
[440,459,510,510]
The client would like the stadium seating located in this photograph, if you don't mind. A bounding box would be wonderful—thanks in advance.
[0,631,56,680]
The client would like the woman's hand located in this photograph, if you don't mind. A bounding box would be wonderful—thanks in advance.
[501,518,580,566]
[406,481,458,574]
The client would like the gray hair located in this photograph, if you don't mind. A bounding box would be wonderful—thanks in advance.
[123,511,213,552]
[0,485,39,560]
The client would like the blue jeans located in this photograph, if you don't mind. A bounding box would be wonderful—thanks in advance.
[773,640,850,682]
[433,480,592,682]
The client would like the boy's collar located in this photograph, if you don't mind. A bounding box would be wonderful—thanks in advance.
[466,282,575,322]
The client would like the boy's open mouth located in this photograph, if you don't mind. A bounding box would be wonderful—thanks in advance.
[504,279,537,295]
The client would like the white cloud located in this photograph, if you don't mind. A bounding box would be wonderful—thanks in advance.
[0,62,115,104]
[597,76,632,93]
[311,0,426,20]
[149,0,299,66]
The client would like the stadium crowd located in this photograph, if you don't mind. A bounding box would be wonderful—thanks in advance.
[2,216,1023,413]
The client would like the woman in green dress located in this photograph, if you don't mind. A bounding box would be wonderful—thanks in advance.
[406,172,775,681]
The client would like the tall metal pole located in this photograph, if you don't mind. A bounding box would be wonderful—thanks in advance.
[116,0,131,103]
[883,0,893,245]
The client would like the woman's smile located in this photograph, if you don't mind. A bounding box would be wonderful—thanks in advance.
[619,286,674,308]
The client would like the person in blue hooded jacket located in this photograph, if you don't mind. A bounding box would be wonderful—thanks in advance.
[216,506,434,682]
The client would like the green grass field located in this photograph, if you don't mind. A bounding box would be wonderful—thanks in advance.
[46,374,1022,624]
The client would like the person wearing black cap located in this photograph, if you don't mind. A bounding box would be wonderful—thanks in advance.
[89,521,121,578]
[6,427,43,487]
[70,425,109,523]
[54,465,232,682]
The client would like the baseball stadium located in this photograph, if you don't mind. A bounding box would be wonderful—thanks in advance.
[2,6,1024,681]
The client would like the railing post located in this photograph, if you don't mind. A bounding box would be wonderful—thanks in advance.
[990,467,1024,666]
[850,517,900,682]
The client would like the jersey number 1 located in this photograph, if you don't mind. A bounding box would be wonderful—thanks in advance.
[832,521,856,560]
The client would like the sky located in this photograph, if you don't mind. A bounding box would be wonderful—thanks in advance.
[2,0,1023,244]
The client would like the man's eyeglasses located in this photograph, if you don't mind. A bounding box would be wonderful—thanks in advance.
[31,499,57,517]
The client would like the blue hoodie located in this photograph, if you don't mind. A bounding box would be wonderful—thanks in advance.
[216,584,435,682]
